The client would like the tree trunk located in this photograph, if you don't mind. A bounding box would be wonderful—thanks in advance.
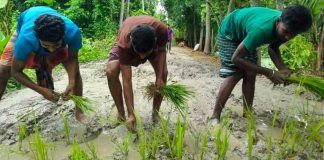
[126,0,130,18]
[194,14,197,45]
[250,0,260,6]
[211,29,214,54]
[317,24,324,70]
[276,0,284,10]
[142,0,145,12]
[199,24,204,51]
[119,0,125,28]
[227,0,236,15]
[203,0,211,54]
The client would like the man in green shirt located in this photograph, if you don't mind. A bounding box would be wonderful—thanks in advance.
[211,5,312,124]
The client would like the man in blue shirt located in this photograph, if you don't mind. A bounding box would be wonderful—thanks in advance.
[0,6,85,122]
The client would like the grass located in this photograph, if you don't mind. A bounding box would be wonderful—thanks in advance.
[287,75,324,98]
[61,113,71,145]
[214,115,230,160]
[86,142,98,160]
[159,113,173,158]
[18,122,27,151]
[144,82,194,118]
[69,95,94,113]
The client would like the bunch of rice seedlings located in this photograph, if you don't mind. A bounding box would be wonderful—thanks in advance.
[172,116,187,159]
[148,126,160,159]
[18,122,27,151]
[70,141,91,160]
[134,112,147,159]
[214,115,230,160]
[61,113,71,145]
[246,109,256,160]
[31,126,49,160]
[200,132,209,160]
[144,82,194,117]
[115,133,132,158]
[69,95,94,113]
[86,143,98,160]
[287,75,324,98]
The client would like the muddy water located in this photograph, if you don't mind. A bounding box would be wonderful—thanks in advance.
[0,47,323,159]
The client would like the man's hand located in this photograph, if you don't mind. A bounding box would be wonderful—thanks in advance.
[278,68,292,79]
[155,78,165,93]
[62,83,74,101]
[267,69,285,84]
[40,88,60,102]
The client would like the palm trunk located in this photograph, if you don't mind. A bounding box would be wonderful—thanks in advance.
[119,0,125,28]
[126,0,130,18]
[203,0,211,54]
[317,24,324,70]
[142,0,145,12]
[199,24,204,51]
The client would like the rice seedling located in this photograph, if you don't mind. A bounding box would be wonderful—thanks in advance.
[214,115,230,160]
[172,116,187,159]
[86,142,98,160]
[61,113,71,145]
[148,126,160,159]
[199,131,209,160]
[115,133,132,158]
[134,112,147,160]
[246,108,256,160]
[266,107,280,160]
[159,112,174,157]
[18,122,27,151]
[69,95,94,113]
[30,126,49,160]
[144,82,194,118]
[287,75,324,98]
[70,140,91,160]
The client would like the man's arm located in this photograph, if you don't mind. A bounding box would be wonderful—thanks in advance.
[231,43,285,83]
[151,50,167,90]
[268,40,291,75]
[11,59,57,101]
[121,64,134,113]
[62,49,79,95]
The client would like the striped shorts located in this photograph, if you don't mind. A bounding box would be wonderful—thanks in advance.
[217,36,257,78]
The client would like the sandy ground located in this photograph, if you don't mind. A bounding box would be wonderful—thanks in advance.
[0,47,323,159]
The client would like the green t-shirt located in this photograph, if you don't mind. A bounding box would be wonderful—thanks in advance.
[218,7,281,53]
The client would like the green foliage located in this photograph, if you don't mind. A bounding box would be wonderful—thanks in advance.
[172,116,187,159]
[280,35,316,70]
[78,37,115,63]
[31,126,49,160]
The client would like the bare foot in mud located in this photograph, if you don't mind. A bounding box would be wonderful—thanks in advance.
[152,113,160,124]
[126,115,136,133]
[210,118,220,127]
[75,109,88,123]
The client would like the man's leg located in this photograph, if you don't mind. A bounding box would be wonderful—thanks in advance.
[242,71,256,116]
[73,68,84,121]
[149,60,168,123]
[0,65,11,100]
[106,60,126,121]
[211,74,242,122]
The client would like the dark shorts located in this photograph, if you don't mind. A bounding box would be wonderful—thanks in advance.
[108,43,119,62]
[217,36,257,78]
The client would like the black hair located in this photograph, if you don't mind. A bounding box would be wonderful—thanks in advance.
[281,5,312,33]
[130,24,157,53]
[34,14,65,42]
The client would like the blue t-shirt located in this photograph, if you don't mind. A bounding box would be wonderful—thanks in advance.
[14,6,82,61]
